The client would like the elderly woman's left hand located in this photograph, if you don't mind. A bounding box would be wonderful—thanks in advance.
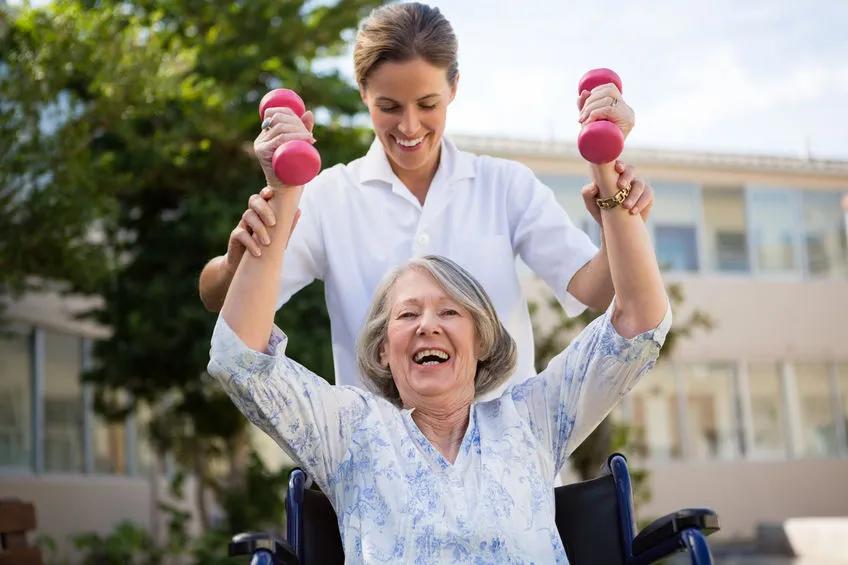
[577,83,635,139]
[580,161,654,224]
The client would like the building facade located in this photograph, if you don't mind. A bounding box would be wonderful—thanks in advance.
[453,135,848,540]
[0,290,203,558]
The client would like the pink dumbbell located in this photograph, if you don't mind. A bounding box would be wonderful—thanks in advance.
[258,88,322,186]
[577,68,624,164]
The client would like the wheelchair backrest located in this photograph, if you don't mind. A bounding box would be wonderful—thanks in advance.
[554,472,627,565]
[300,487,344,565]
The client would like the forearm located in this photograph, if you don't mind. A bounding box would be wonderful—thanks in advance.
[592,164,667,337]
[566,245,614,312]
[221,187,302,351]
[199,256,235,312]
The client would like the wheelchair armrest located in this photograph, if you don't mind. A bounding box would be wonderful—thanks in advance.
[632,508,719,557]
[229,531,298,564]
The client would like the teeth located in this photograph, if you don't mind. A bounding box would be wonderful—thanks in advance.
[395,135,424,147]
[413,349,449,363]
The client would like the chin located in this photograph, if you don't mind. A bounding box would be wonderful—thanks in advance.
[408,371,456,396]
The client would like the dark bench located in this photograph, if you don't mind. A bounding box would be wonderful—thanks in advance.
[0,498,43,565]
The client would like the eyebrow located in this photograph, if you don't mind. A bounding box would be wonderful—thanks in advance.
[395,296,459,310]
[376,93,441,104]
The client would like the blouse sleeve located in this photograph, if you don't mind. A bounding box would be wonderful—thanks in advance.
[508,300,672,472]
[207,314,368,493]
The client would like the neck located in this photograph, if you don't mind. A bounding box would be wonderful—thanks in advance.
[411,399,471,464]
[392,146,442,206]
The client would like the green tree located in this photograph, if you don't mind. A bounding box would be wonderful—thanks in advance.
[530,283,713,481]
[0,0,382,530]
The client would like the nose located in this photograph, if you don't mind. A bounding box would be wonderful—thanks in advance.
[398,107,421,137]
[416,309,441,336]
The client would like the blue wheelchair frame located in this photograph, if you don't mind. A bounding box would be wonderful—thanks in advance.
[607,455,716,565]
[230,453,719,564]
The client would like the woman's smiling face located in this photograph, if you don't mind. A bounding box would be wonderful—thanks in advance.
[361,58,457,183]
[381,268,478,407]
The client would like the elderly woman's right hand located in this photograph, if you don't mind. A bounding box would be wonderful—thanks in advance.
[254,107,316,189]
[224,187,300,272]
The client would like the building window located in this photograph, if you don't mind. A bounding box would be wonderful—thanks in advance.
[748,362,788,458]
[703,187,749,272]
[748,189,802,274]
[803,191,848,277]
[681,363,742,460]
[94,416,127,475]
[43,330,84,473]
[629,363,682,460]
[0,328,32,469]
[539,174,601,246]
[794,363,838,457]
[650,182,700,272]
[135,403,155,477]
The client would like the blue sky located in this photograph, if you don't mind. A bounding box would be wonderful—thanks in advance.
[333,0,848,160]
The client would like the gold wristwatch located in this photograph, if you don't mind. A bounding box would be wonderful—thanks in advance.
[595,184,631,209]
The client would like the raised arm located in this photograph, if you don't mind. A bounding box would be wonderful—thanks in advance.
[221,187,303,350]
[201,103,316,312]
[509,179,669,470]
[590,162,667,337]
[199,189,278,312]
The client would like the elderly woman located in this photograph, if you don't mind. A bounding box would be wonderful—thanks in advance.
[208,152,670,562]
[200,2,657,399]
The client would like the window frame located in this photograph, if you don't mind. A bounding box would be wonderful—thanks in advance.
[746,187,805,279]
[0,326,140,478]
[647,181,704,274]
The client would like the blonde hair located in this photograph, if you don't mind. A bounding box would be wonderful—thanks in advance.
[353,3,459,89]
[357,256,516,406]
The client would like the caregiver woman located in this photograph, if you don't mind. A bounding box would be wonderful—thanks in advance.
[198,2,654,396]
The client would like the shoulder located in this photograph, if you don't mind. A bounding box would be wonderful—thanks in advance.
[473,154,537,185]
[302,162,348,198]
[467,154,549,206]
[297,155,366,214]
[466,154,554,215]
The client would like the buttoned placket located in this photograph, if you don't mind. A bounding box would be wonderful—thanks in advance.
[413,158,457,257]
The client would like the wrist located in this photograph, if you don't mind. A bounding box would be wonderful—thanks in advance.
[267,186,303,231]
[265,175,284,190]
[589,162,620,198]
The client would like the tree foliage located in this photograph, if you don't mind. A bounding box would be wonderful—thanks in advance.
[1,0,382,527]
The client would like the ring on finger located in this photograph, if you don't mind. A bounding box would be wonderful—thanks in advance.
[261,117,272,130]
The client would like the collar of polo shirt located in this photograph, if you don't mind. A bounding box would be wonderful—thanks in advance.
[358,136,476,188]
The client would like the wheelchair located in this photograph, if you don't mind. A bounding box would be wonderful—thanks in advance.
[228,453,719,564]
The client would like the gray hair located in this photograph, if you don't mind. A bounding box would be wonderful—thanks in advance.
[357,255,517,406]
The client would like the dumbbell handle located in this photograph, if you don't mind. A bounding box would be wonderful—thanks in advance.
[577,68,624,164]
[259,89,321,186]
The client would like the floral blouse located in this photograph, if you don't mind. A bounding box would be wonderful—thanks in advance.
[208,302,671,564]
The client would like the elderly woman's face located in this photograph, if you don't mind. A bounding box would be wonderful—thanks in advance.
[361,57,456,181]
[380,269,478,405]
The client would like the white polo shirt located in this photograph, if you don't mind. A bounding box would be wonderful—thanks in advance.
[277,137,598,397]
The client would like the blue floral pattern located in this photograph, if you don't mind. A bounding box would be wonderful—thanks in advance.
[208,302,671,564]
